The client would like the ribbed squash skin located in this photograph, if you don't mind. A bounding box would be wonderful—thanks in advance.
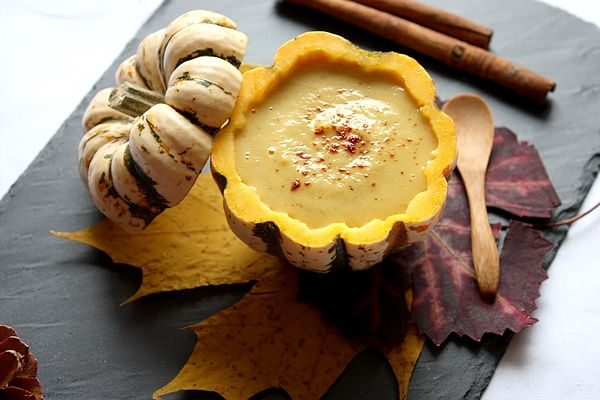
[211,31,457,272]
[80,10,247,232]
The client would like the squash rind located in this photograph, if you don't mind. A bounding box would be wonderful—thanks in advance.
[211,31,457,272]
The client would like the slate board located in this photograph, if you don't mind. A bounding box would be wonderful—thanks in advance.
[1,0,599,399]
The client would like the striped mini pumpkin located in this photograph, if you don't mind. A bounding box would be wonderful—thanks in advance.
[78,10,247,231]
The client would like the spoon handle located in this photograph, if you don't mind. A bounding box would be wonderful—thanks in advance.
[461,169,500,298]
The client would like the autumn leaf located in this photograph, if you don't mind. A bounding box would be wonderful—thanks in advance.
[377,323,425,399]
[392,175,554,345]
[485,127,561,218]
[153,262,425,400]
[52,174,273,303]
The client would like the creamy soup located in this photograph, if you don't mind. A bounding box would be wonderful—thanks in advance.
[234,63,437,228]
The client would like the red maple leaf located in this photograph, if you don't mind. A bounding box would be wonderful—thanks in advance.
[486,127,561,218]
[392,175,554,344]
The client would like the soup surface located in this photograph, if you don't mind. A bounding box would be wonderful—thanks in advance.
[234,63,437,228]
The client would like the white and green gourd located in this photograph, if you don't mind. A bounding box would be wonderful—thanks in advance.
[79,10,247,231]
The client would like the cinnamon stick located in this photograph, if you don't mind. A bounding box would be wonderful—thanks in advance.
[284,0,556,103]
[350,0,493,48]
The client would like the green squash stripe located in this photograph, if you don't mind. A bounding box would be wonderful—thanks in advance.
[104,148,158,225]
[82,120,130,147]
[253,221,285,260]
[144,118,164,144]
[127,201,159,226]
[173,72,235,97]
[94,117,133,127]
[175,48,241,70]
[212,171,228,194]
[177,110,220,136]
[123,144,168,212]
[134,59,153,91]
[159,21,238,85]
[329,237,349,271]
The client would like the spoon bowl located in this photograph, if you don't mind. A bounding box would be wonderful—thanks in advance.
[442,93,500,298]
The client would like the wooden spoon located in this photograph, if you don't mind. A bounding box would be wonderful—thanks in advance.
[442,94,500,298]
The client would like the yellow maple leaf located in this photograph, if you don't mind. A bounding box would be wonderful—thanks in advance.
[54,173,425,399]
[52,174,272,303]
[379,292,425,399]
[154,263,425,400]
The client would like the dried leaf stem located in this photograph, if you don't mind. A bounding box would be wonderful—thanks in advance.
[534,200,600,228]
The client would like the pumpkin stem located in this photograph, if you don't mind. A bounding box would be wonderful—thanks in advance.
[108,82,165,117]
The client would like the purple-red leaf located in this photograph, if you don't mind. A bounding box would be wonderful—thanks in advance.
[486,127,561,218]
[392,175,554,345]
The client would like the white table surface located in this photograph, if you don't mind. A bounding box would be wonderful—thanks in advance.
[1,1,598,399]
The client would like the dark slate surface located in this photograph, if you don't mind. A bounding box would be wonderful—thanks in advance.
[1,0,599,399]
